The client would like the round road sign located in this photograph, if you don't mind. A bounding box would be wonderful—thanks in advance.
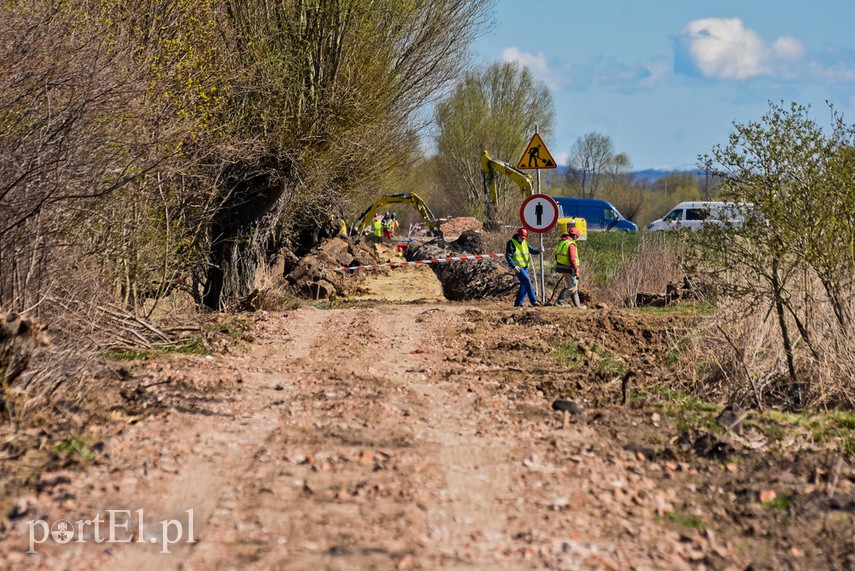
[519,194,559,233]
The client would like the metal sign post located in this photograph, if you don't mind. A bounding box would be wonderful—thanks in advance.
[537,167,545,301]
[518,126,558,304]
[519,193,558,303]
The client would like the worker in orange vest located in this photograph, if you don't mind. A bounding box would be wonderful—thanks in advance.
[555,227,582,307]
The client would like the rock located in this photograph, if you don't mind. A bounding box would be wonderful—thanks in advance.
[716,403,749,435]
[551,400,583,415]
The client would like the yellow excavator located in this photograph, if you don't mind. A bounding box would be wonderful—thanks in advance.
[351,192,440,236]
[481,151,533,204]
[481,151,532,230]
[481,151,586,238]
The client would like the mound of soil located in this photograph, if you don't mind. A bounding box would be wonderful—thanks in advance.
[439,217,482,241]
[285,236,394,299]
[406,230,516,301]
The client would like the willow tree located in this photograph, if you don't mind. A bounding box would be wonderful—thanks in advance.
[198,0,493,308]
[434,62,554,225]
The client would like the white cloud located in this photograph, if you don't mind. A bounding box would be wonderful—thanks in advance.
[680,17,815,81]
[501,47,566,90]
[773,36,805,61]
[681,17,779,79]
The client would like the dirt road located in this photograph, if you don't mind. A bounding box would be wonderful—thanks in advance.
[0,301,710,570]
[4,276,851,569]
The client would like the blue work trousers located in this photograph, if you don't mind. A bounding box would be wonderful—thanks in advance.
[514,267,538,306]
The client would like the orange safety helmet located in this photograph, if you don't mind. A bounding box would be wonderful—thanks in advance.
[568,227,581,238]
[517,227,528,239]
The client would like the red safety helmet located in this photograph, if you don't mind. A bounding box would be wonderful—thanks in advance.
[568,227,581,238]
[517,228,528,238]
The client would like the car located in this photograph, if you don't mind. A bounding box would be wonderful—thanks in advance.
[552,197,638,232]
[646,201,752,232]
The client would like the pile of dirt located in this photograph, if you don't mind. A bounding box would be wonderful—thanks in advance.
[406,230,516,301]
[439,216,482,241]
[284,236,394,299]
[284,228,515,303]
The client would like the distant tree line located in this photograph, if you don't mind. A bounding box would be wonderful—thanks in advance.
[424,63,729,229]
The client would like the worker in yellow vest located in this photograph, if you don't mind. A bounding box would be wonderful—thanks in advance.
[371,213,383,242]
[505,227,541,307]
[555,227,582,307]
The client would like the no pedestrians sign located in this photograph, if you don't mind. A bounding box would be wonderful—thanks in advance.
[519,194,558,233]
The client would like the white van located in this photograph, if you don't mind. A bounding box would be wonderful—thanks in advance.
[646,201,751,232]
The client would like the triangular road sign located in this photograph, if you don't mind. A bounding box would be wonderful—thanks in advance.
[517,133,557,170]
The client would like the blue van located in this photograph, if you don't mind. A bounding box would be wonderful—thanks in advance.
[552,197,638,232]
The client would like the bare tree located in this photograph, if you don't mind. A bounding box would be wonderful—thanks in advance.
[566,132,616,198]
[0,3,161,314]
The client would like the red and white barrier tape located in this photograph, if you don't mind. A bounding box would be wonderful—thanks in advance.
[333,253,504,272]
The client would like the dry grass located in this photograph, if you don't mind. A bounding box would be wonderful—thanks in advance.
[1,312,103,459]
[608,236,685,306]
[672,299,855,410]
[247,263,302,312]
[581,233,686,306]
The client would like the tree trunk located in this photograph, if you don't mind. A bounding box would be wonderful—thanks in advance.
[771,264,800,406]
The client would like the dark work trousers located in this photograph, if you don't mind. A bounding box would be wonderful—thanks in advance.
[514,267,538,306]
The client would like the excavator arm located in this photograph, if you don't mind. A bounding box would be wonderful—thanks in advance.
[480,151,533,230]
[353,193,440,236]
[481,151,533,204]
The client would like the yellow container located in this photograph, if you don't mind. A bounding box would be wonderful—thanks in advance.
[556,217,587,240]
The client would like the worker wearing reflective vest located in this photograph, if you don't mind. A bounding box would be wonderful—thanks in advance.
[555,227,582,307]
[382,211,394,240]
[371,214,383,242]
[505,227,541,307]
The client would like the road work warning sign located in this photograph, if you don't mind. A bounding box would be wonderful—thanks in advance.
[517,133,557,170]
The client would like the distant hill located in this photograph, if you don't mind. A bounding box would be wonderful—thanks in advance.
[552,166,706,183]
[632,169,705,183]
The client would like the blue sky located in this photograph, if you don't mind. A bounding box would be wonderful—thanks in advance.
[473,0,855,170]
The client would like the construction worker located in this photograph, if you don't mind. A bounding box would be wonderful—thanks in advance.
[390,212,399,237]
[371,213,383,242]
[505,227,541,307]
[555,227,582,307]
[382,211,393,241]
